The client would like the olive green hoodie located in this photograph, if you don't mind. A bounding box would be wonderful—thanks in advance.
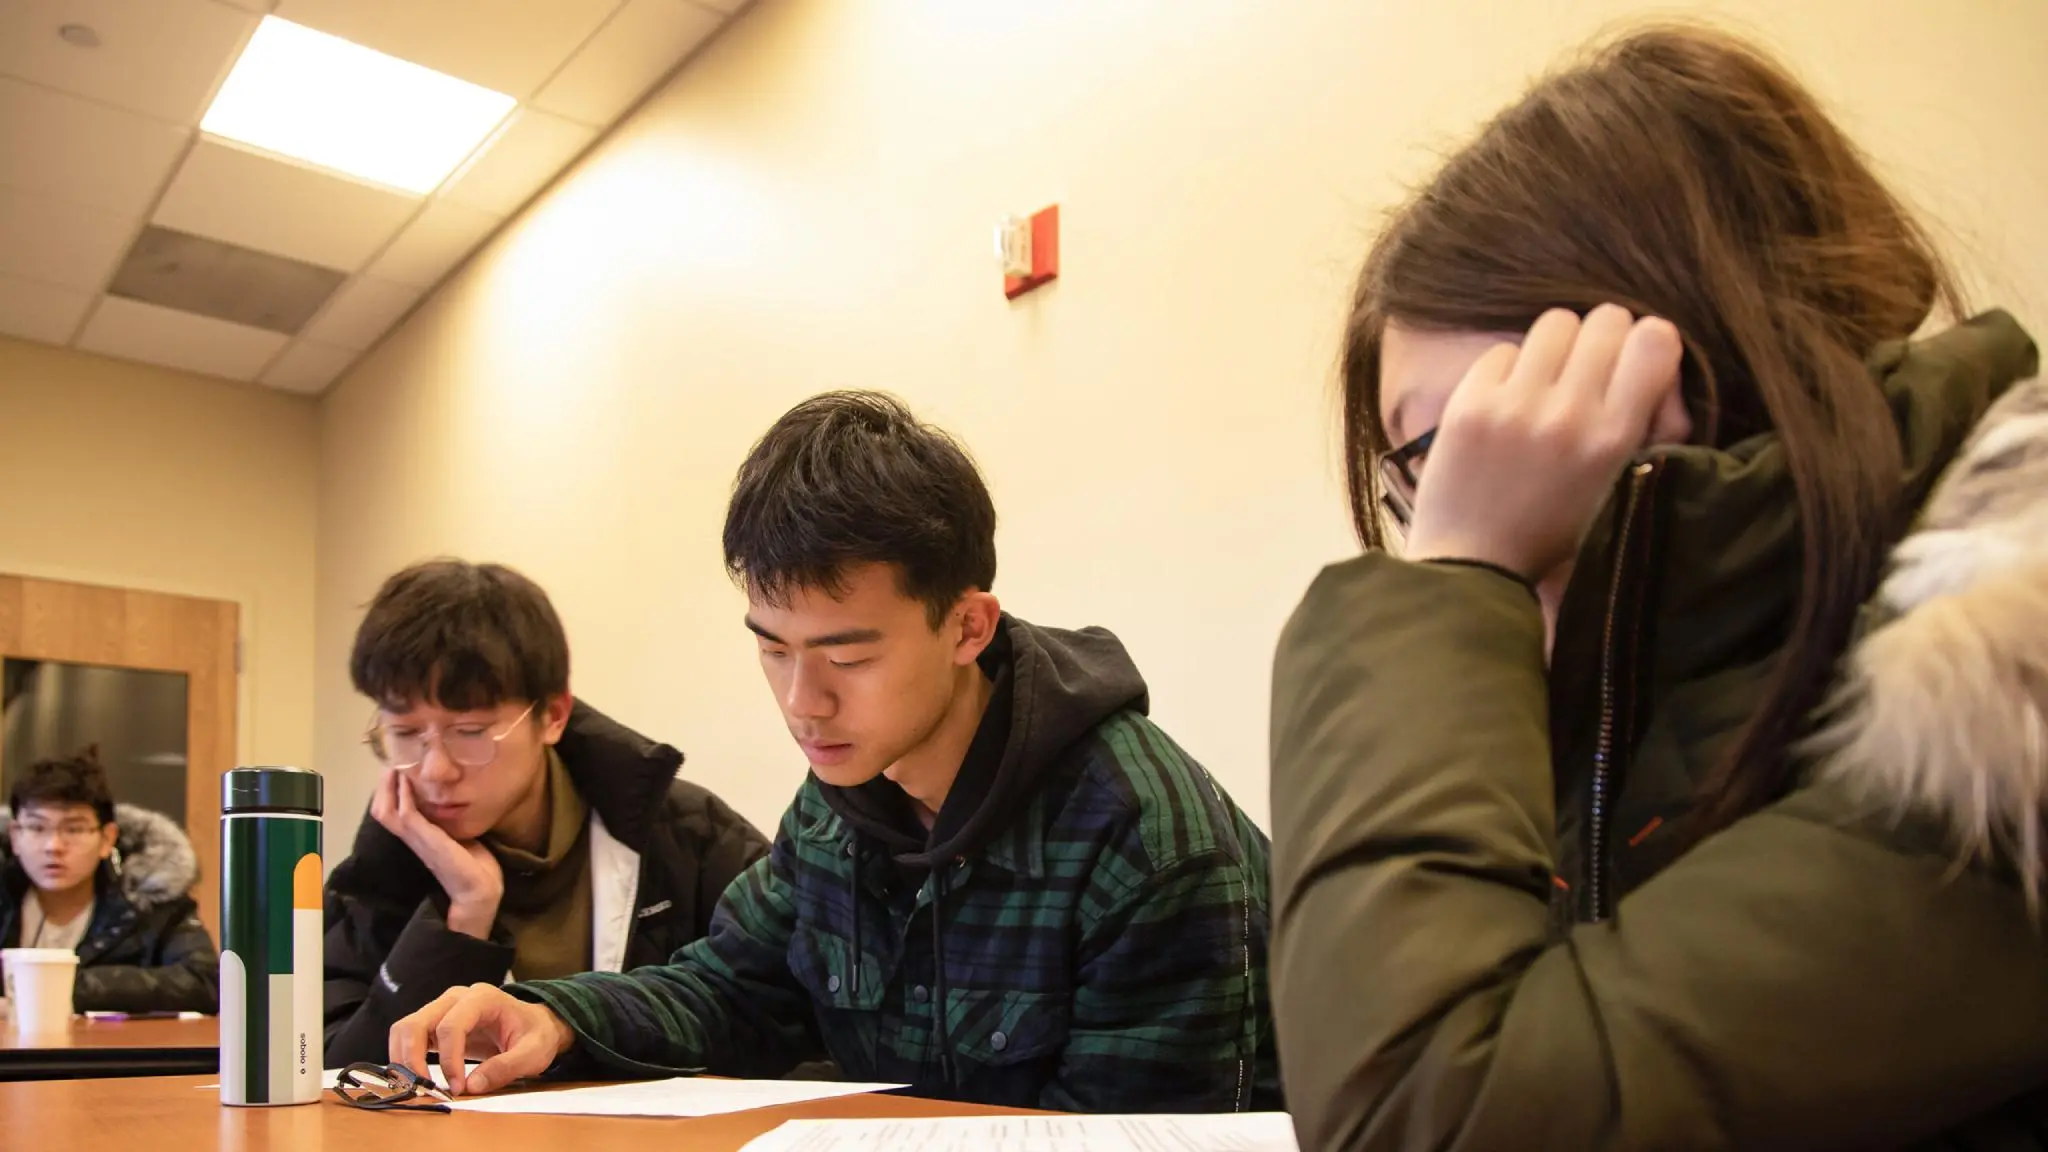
[1270,311,2046,1150]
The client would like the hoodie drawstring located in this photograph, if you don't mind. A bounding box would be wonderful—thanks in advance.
[845,838,861,995]
[930,864,954,1088]
[846,835,957,1089]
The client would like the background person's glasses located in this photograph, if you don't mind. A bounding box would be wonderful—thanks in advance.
[12,822,101,844]
[363,701,536,771]
[1376,427,1435,544]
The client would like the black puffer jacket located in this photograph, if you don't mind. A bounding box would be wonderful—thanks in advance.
[323,701,769,1066]
[0,802,219,1013]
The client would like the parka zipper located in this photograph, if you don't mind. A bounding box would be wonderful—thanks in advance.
[1587,460,1658,923]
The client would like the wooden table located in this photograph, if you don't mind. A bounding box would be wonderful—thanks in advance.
[0,1016,218,1081]
[0,1074,1041,1150]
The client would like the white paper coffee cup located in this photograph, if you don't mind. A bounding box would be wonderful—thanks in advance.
[2,948,79,1035]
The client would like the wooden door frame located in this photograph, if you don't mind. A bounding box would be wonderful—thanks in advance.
[0,574,238,939]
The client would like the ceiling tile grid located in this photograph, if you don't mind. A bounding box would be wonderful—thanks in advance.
[0,185,138,291]
[0,0,741,395]
[442,108,602,215]
[0,76,192,216]
[0,273,95,345]
[365,197,504,289]
[533,0,722,128]
[78,294,289,381]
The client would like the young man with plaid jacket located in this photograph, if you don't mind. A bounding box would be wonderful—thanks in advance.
[393,392,1279,1113]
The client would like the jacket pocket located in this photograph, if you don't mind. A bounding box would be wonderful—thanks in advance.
[786,923,885,1011]
[945,987,1070,1071]
[785,923,885,1079]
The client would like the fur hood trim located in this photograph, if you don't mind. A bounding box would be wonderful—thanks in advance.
[1812,363,2048,901]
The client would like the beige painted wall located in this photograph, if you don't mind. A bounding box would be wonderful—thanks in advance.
[0,336,319,776]
[317,0,2048,848]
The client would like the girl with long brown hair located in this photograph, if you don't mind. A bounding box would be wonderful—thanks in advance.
[1269,24,2045,1149]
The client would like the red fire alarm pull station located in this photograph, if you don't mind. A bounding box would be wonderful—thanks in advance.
[997,205,1059,300]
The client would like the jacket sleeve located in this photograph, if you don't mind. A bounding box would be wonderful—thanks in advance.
[1269,554,2048,1151]
[510,813,821,1080]
[72,901,220,1014]
[1039,843,1270,1114]
[323,887,515,1066]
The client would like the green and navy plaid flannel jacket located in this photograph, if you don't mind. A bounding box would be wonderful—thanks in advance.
[510,709,1281,1113]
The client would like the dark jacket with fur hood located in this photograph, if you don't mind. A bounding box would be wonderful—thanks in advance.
[0,802,219,1014]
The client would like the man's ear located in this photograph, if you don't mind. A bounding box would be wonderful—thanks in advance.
[540,692,574,745]
[951,591,1002,667]
[99,822,119,860]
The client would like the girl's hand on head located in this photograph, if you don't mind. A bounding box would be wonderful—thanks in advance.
[1403,304,1688,580]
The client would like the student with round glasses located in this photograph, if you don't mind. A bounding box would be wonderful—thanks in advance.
[322,559,770,1066]
[367,700,536,775]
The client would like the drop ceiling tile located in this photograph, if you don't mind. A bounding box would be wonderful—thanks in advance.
[261,338,356,393]
[688,0,743,14]
[533,0,719,127]
[0,78,191,217]
[216,0,276,11]
[0,0,256,124]
[0,274,95,345]
[442,109,597,216]
[0,187,135,291]
[110,225,346,335]
[153,139,419,271]
[77,295,288,381]
[364,198,503,288]
[301,275,422,350]
[273,0,622,98]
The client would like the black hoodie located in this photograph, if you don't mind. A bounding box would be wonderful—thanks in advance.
[812,614,1159,1090]
[817,615,1149,870]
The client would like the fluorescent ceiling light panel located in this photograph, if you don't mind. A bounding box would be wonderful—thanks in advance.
[201,17,516,195]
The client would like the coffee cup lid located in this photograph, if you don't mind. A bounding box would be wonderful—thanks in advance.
[1,948,79,963]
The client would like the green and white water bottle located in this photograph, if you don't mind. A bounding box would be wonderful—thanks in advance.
[219,766,323,1107]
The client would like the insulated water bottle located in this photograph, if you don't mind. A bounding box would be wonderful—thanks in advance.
[219,766,323,1106]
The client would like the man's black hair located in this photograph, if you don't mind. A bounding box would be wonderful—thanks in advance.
[10,746,116,826]
[349,559,570,711]
[723,391,997,627]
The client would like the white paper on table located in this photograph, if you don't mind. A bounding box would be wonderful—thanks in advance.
[445,1077,908,1118]
[737,1113,1299,1152]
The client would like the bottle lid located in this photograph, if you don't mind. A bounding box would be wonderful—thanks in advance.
[222,766,322,815]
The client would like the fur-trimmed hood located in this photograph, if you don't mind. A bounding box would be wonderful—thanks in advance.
[1811,324,2048,899]
[0,802,200,913]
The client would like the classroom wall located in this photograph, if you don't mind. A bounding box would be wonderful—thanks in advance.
[316,0,2048,848]
[0,335,319,776]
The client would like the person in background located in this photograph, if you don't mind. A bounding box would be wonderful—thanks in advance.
[1,747,218,1014]
[1269,23,2047,1150]
[388,392,1280,1114]
[323,559,770,1066]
